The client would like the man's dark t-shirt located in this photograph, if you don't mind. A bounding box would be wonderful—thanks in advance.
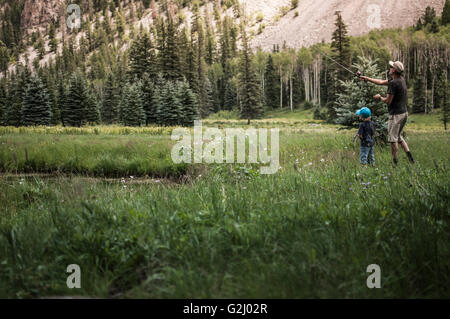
[358,121,375,147]
[387,77,408,115]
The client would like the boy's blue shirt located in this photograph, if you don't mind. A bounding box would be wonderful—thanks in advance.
[358,120,375,147]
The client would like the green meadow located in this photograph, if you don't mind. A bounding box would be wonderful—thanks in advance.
[0,110,449,298]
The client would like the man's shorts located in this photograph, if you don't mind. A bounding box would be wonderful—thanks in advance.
[388,112,408,143]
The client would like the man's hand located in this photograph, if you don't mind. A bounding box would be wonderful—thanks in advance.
[373,94,381,100]
[359,75,368,81]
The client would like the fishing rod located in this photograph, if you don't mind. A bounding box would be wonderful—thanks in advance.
[322,53,366,81]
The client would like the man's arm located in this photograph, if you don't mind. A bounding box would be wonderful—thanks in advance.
[360,76,388,86]
[374,93,393,105]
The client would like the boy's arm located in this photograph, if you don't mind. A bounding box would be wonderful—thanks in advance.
[357,123,364,139]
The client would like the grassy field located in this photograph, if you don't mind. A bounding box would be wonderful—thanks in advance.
[0,109,449,298]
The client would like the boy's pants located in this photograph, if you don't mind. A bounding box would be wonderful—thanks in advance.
[360,146,375,165]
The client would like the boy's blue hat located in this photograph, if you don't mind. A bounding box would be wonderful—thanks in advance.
[356,107,371,118]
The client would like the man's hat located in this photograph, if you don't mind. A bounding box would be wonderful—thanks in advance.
[389,61,404,74]
[356,107,371,118]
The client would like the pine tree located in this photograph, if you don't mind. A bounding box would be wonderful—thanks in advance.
[423,6,436,25]
[334,57,388,141]
[331,11,351,83]
[49,21,58,53]
[57,77,68,126]
[443,0,450,25]
[224,79,237,110]
[128,31,156,81]
[6,66,30,127]
[177,80,200,126]
[433,71,447,110]
[65,72,88,127]
[265,54,279,108]
[0,40,9,74]
[85,89,100,124]
[156,80,183,126]
[101,73,119,124]
[21,74,52,126]
[442,81,449,130]
[141,72,157,125]
[119,82,146,126]
[0,81,6,125]
[164,13,182,81]
[412,71,426,113]
[239,26,263,124]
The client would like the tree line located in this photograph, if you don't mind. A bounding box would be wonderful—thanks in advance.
[0,1,448,128]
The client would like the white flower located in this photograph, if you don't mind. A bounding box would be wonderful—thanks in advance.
[130,176,134,179]
[308,162,313,166]
[320,158,325,162]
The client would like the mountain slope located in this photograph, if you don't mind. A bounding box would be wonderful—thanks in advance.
[249,0,446,49]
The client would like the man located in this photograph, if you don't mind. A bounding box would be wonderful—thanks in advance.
[359,60,415,165]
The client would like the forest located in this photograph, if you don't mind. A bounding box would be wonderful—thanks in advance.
[0,0,448,130]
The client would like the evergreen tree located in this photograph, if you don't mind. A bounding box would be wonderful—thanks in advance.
[0,41,9,74]
[101,72,119,124]
[6,66,30,127]
[128,31,156,81]
[331,11,351,83]
[224,79,237,110]
[423,6,436,25]
[141,72,157,125]
[0,81,6,125]
[412,71,426,113]
[442,81,449,130]
[21,74,52,126]
[434,71,447,110]
[334,57,388,141]
[119,82,146,126]
[85,89,100,124]
[49,21,58,53]
[164,13,182,81]
[265,54,279,108]
[156,80,182,126]
[430,19,440,33]
[65,72,88,127]
[238,26,263,124]
[443,0,450,25]
[57,77,67,126]
[177,80,200,126]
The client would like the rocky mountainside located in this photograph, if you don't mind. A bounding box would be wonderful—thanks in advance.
[0,0,446,74]
[249,0,446,49]
[15,0,447,49]
[21,0,64,31]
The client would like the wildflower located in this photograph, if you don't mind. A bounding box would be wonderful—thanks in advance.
[308,162,313,166]
[320,158,325,162]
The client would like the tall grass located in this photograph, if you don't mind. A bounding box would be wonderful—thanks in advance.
[0,129,448,298]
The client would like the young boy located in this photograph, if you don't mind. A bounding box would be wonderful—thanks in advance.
[356,107,376,166]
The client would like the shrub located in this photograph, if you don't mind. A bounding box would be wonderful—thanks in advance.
[303,101,314,110]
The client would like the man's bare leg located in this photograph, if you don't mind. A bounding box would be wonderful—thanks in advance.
[400,140,415,163]
[400,140,410,152]
[391,142,399,165]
